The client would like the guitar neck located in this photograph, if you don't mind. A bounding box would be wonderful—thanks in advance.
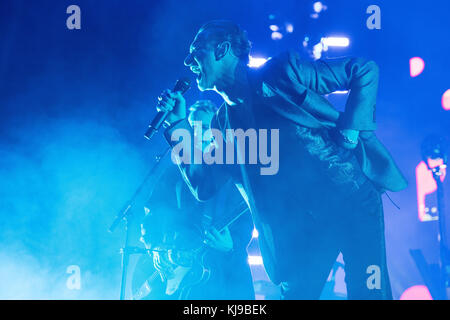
[214,201,250,233]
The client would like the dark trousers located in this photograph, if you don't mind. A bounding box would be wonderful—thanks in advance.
[280,180,392,300]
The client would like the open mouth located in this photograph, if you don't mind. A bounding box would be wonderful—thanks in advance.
[191,67,202,81]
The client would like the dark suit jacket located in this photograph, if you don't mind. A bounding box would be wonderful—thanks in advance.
[246,51,407,193]
[165,51,407,284]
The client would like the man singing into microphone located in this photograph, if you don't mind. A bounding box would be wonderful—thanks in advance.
[155,20,407,299]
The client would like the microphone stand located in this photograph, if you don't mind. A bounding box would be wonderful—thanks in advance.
[430,163,450,299]
[109,147,170,300]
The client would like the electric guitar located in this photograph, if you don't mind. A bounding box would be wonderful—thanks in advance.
[132,201,250,300]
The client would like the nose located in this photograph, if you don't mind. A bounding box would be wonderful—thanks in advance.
[184,53,194,67]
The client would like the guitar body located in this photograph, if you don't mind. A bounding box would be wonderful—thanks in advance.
[132,254,211,300]
[133,203,250,299]
[172,261,212,300]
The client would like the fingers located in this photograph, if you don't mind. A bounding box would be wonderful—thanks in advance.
[203,238,216,250]
[203,228,233,252]
[203,229,217,249]
[211,227,230,239]
[157,90,175,113]
[210,228,221,237]
[153,253,162,271]
[152,251,176,282]
[204,228,227,243]
[156,95,183,113]
[152,254,165,281]
[221,227,231,237]
[159,254,172,270]
[154,88,187,125]
[204,230,216,242]
[172,91,183,100]
[158,89,180,101]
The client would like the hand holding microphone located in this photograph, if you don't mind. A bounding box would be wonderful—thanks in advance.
[157,89,187,124]
[144,78,191,140]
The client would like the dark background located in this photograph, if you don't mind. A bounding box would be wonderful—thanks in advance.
[0,0,449,299]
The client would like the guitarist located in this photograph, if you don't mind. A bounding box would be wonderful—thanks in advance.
[138,100,255,300]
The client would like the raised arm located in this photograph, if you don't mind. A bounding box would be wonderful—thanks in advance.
[286,51,379,132]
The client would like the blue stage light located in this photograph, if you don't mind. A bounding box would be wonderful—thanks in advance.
[313,2,324,13]
[269,24,279,31]
[248,255,264,265]
[248,56,269,68]
[285,23,294,33]
[322,37,350,47]
[271,31,283,40]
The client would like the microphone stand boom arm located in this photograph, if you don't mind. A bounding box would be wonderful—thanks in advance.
[109,147,170,300]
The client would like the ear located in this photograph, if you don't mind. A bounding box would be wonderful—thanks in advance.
[214,41,231,61]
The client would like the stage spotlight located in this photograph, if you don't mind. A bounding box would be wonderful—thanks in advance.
[302,36,310,48]
[410,57,425,77]
[331,90,349,94]
[248,255,263,265]
[322,37,350,47]
[271,31,283,40]
[252,228,259,238]
[442,89,450,110]
[313,2,324,13]
[248,56,269,68]
[285,23,294,33]
[269,24,279,31]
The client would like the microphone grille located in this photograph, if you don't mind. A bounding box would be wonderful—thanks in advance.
[174,77,191,94]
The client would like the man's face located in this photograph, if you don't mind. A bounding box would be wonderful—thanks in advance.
[184,31,220,91]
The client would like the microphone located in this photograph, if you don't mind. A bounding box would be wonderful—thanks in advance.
[144,77,191,140]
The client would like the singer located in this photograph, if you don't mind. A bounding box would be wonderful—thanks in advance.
[154,20,408,299]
